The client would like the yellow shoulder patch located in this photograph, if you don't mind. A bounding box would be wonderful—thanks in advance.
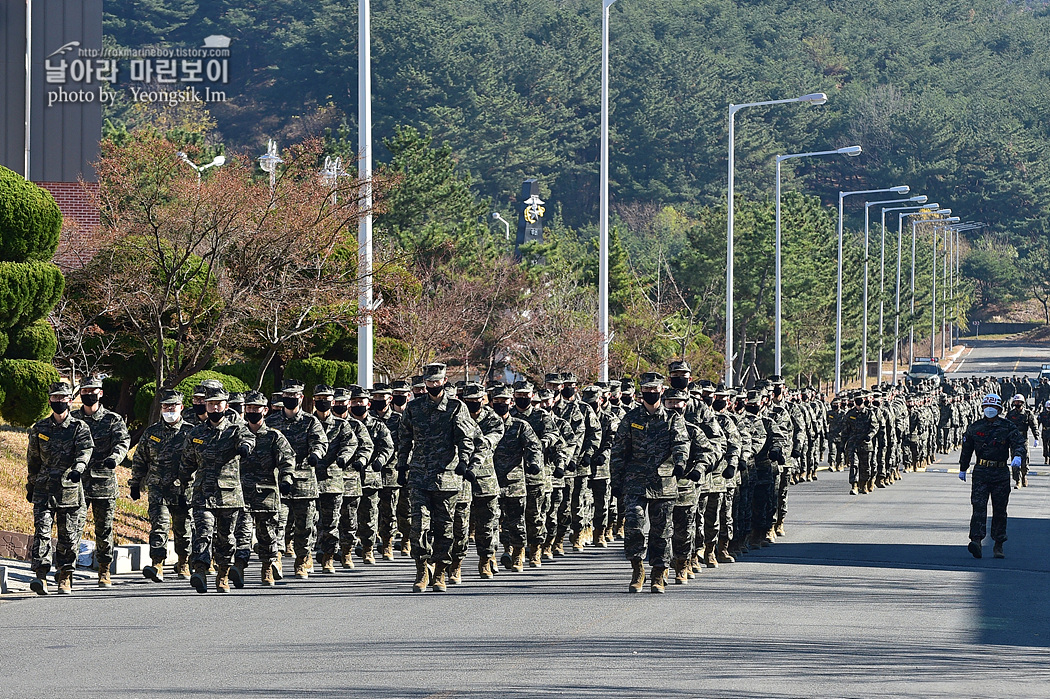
[38,434,50,441]
[192,438,204,444]
[149,435,162,442]
[631,423,645,430]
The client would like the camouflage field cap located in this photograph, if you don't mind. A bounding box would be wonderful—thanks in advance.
[244,390,268,406]
[348,385,371,399]
[390,380,411,392]
[49,382,73,397]
[282,378,305,394]
[371,382,392,396]
[423,363,447,380]
[333,387,351,401]
[228,392,244,405]
[668,360,691,374]
[489,385,513,400]
[159,389,184,405]
[544,372,564,385]
[513,380,534,393]
[581,385,602,401]
[461,383,485,400]
[80,375,104,390]
[313,384,335,398]
[560,371,578,384]
[663,387,688,401]
[205,384,230,401]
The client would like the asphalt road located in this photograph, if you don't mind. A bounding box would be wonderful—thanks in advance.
[948,337,1050,379]
[2,339,1049,698]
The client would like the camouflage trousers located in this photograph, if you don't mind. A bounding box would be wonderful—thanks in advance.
[411,488,457,566]
[86,497,116,567]
[671,499,698,560]
[561,476,588,539]
[233,508,252,566]
[702,492,724,552]
[525,484,549,548]
[338,495,359,556]
[848,447,873,485]
[498,495,527,550]
[590,478,611,533]
[776,465,789,526]
[751,460,777,534]
[733,468,753,543]
[546,485,566,544]
[623,494,674,568]
[828,440,844,469]
[395,485,412,545]
[191,507,238,568]
[720,488,736,542]
[451,487,473,561]
[236,509,280,566]
[32,500,84,574]
[147,489,192,563]
[1012,457,1030,485]
[470,495,500,559]
[285,498,316,559]
[312,492,342,557]
[357,488,380,553]
[970,466,1011,544]
[378,486,400,542]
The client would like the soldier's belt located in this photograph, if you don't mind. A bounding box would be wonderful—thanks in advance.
[976,459,1007,468]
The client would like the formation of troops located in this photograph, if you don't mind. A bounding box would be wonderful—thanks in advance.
[23,362,1047,595]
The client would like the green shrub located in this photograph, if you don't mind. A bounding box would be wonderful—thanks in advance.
[286,357,339,393]
[215,361,275,396]
[6,319,57,362]
[0,166,63,262]
[134,370,250,423]
[0,329,7,357]
[0,359,61,427]
[0,261,65,329]
[334,360,357,388]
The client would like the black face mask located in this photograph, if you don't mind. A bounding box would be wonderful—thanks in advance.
[855,399,864,407]
[712,399,728,412]
[641,392,661,406]
[244,411,263,425]
[193,403,207,416]
[609,396,620,406]
[350,405,368,417]
[50,401,69,415]
[872,400,881,407]
[392,395,408,407]
[702,393,713,406]
[80,394,99,407]
[745,404,760,414]
[207,410,224,423]
[332,404,348,416]
[465,400,482,413]
[370,400,387,412]
[282,396,300,411]
[669,405,685,415]
[314,399,332,413]
[622,395,634,406]
[492,402,510,416]
[514,397,532,410]
[561,386,576,399]
[426,385,444,397]
[669,376,689,390]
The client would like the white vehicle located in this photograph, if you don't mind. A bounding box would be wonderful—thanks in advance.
[907,358,944,386]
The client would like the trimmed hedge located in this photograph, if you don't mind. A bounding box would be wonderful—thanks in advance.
[0,261,65,329]
[215,362,275,396]
[134,370,251,423]
[285,358,357,393]
[0,165,62,262]
[6,319,57,362]
[0,358,61,427]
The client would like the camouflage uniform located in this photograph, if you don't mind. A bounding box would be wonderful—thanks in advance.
[512,398,563,559]
[27,391,94,584]
[355,409,392,560]
[671,415,716,574]
[493,395,544,563]
[397,370,476,572]
[462,400,504,569]
[178,404,255,578]
[130,402,194,568]
[960,413,1026,546]
[72,398,130,575]
[611,397,690,571]
[842,402,877,492]
[238,416,295,570]
[587,389,621,542]
[371,383,404,556]
[1005,405,1038,486]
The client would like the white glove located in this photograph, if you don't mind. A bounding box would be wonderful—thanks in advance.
[1011,456,1023,468]
[1035,439,1039,447]
[958,471,966,482]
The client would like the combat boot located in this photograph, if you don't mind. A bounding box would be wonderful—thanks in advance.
[705,546,719,568]
[849,482,859,496]
[512,546,525,572]
[528,546,542,568]
[215,565,231,593]
[56,569,72,595]
[271,553,284,581]
[479,557,493,579]
[968,540,983,559]
[229,558,245,583]
[321,553,336,575]
[431,562,448,592]
[553,540,565,557]
[615,520,625,539]
[363,548,376,565]
[341,551,356,569]
[294,554,310,579]
[261,562,275,587]
[765,527,777,545]
[993,542,1005,559]
[30,567,49,596]
[381,538,394,561]
[650,566,667,594]
[716,540,736,564]
[176,554,190,579]
[628,559,646,593]
[673,558,688,585]
[774,523,786,538]
[875,477,887,489]
[593,527,607,548]
[400,538,411,557]
[500,550,513,571]
[448,558,462,585]
[305,553,314,572]
[190,562,208,593]
[487,556,498,576]
[571,533,584,552]
[691,553,703,573]
[1022,475,1029,488]
[412,560,431,593]
[98,567,112,588]
[143,557,165,583]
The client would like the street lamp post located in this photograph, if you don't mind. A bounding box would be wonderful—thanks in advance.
[257,139,282,200]
[835,185,911,393]
[859,195,926,388]
[909,212,955,363]
[887,205,938,383]
[773,145,861,375]
[179,151,226,181]
[726,91,827,386]
[492,212,511,241]
[320,156,347,204]
[599,0,618,382]
[358,0,374,388]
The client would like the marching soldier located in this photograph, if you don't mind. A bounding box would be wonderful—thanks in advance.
[491,384,544,573]
[458,383,504,581]
[1004,394,1038,488]
[26,382,94,595]
[351,387,392,565]
[370,383,404,559]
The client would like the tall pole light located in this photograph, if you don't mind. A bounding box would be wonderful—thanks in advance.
[878,198,927,384]
[835,185,910,393]
[888,204,937,383]
[726,91,827,386]
[774,145,861,374]
[492,212,511,240]
[258,140,282,199]
[599,0,618,382]
[178,151,226,181]
[358,0,374,388]
[24,0,32,179]
[859,195,925,388]
[909,210,952,365]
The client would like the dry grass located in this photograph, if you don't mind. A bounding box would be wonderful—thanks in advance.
[0,424,149,544]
